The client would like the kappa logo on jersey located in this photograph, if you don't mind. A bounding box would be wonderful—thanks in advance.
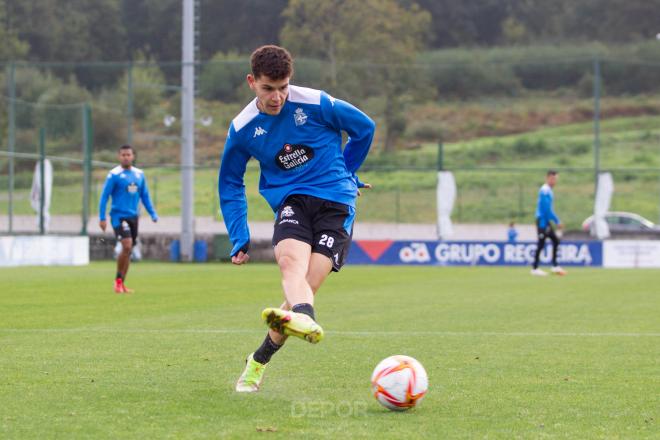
[281,206,294,218]
[275,143,315,170]
[293,108,307,126]
[253,126,267,138]
[127,182,138,194]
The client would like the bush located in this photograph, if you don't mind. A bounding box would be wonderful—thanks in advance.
[35,79,90,140]
[199,52,248,102]
[405,120,443,141]
[512,138,549,156]
[120,63,166,119]
[421,50,521,98]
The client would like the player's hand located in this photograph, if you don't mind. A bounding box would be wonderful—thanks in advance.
[152,215,159,223]
[231,251,250,265]
[357,182,372,197]
[557,223,564,230]
[99,220,107,232]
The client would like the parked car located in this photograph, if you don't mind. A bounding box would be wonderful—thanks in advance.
[582,211,658,233]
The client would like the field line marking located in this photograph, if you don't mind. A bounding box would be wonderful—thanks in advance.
[0,328,658,337]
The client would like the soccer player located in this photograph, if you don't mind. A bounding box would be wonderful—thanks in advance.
[99,145,158,293]
[219,45,375,392]
[531,170,566,276]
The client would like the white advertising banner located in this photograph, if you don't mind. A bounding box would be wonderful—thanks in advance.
[593,172,613,239]
[436,171,456,240]
[30,158,54,231]
[603,240,660,268]
[0,236,89,267]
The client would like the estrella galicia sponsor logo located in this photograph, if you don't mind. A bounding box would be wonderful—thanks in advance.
[281,206,294,218]
[293,108,308,126]
[276,144,315,170]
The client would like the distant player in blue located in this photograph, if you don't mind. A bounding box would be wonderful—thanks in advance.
[219,45,375,392]
[99,145,158,293]
[507,222,518,242]
[531,170,566,276]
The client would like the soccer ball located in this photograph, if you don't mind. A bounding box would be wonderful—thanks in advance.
[371,355,428,411]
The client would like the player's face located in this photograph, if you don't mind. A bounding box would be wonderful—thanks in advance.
[547,174,558,187]
[247,74,289,115]
[118,149,134,168]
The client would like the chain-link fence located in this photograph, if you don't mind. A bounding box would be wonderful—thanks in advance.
[2,53,660,233]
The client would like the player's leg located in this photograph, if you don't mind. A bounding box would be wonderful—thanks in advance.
[531,222,548,275]
[262,239,324,343]
[548,227,566,275]
[240,253,333,391]
[120,218,139,292]
[275,238,314,306]
[236,197,319,392]
[266,256,331,346]
[116,237,132,291]
[112,219,132,292]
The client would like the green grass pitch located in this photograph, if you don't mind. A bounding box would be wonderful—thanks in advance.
[1,263,658,439]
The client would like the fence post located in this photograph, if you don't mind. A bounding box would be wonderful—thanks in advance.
[127,62,134,145]
[39,128,46,235]
[437,140,444,171]
[7,62,16,234]
[518,182,524,221]
[81,103,93,235]
[593,57,601,192]
[395,187,400,223]
[153,173,158,210]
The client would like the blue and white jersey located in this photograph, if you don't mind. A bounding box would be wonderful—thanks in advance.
[219,84,376,256]
[99,165,158,227]
[535,183,560,229]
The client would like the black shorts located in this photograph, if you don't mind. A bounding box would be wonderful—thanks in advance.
[536,220,558,242]
[272,194,355,272]
[113,217,139,245]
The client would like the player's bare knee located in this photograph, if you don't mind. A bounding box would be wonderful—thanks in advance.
[121,241,133,254]
[278,254,306,277]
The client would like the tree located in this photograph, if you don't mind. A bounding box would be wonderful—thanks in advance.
[281,0,431,152]
[0,1,28,61]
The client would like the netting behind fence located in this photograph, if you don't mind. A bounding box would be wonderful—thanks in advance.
[2,56,660,232]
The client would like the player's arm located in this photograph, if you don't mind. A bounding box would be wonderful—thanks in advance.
[320,92,376,183]
[98,173,115,231]
[219,125,252,264]
[139,174,159,222]
[540,191,561,227]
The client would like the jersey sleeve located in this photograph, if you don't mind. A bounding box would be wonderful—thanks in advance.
[319,92,376,174]
[218,124,252,256]
[139,174,158,220]
[99,173,114,221]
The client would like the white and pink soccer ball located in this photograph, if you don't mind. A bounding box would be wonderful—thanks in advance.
[371,355,428,411]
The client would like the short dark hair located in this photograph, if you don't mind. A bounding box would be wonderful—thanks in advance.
[119,144,134,152]
[547,169,558,176]
[250,45,293,80]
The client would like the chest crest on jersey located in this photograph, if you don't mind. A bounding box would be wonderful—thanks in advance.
[293,107,308,126]
[127,182,138,194]
[276,143,314,171]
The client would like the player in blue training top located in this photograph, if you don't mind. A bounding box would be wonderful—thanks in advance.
[219,45,376,392]
[531,170,566,276]
[99,145,158,293]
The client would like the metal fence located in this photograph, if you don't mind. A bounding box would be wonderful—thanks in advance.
[1,55,660,233]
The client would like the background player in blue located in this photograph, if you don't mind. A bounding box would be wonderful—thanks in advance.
[99,145,158,293]
[219,45,376,392]
[531,170,566,276]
